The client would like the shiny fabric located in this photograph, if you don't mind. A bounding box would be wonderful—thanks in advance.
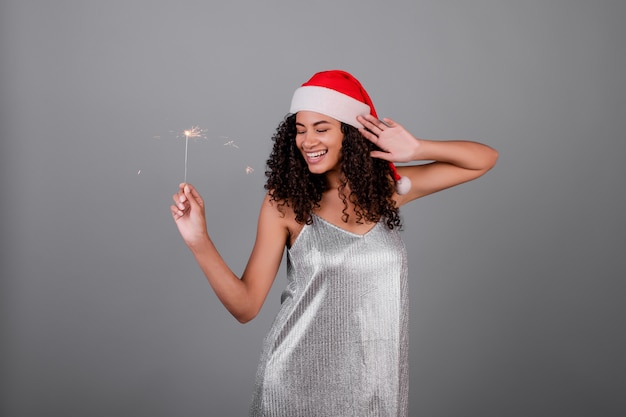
[250,214,409,417]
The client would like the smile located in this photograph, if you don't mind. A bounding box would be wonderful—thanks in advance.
[306,150,328,159]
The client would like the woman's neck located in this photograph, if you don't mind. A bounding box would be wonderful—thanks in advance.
[324,169,342,190]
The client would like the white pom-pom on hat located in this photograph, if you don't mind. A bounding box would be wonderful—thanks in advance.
[395,176,412,195]
[388,162,412,195]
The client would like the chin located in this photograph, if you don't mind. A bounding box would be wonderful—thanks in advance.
[307,167,327,175]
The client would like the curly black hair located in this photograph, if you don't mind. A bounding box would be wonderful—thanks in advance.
[265,114,402,229]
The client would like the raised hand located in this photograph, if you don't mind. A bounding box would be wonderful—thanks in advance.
[357,114,421,163]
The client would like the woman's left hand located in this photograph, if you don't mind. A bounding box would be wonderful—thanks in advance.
[357,114,421,163]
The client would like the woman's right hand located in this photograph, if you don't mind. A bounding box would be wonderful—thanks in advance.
[170,183,209,248]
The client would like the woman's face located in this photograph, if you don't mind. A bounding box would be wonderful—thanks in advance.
[295,111,344,175]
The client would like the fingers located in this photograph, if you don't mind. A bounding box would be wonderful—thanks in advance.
[183,183,204,209]
[381,117,397,128]
[370,150,393,161]
[358,127,377,144]
[359,114,399,130]
[171,204,184,220]
[172,183,194,217]
[184,183,201,200]
[358,114,387,135]
[358,119,380,146]
[172,188,188,212]
[170,183,205,222]
[171,197,188,218]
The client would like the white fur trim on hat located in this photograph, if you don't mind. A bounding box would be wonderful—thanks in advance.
[290,86,370,129]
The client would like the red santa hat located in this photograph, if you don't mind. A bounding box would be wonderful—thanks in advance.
[290,70,411,195]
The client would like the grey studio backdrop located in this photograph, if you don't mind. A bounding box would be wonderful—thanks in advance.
[1,1,624,416]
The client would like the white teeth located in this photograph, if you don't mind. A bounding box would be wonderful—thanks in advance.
[307,150,327,158]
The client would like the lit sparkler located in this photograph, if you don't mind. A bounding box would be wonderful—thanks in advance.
[181,126,207,183]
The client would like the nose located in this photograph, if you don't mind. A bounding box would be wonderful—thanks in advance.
[300,132,319,150]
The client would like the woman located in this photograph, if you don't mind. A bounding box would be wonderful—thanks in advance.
[171,70,498,416]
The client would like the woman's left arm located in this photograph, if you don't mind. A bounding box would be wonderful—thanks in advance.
[357,114,498,205]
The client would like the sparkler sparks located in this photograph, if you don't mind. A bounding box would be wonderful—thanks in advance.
[183,126,207,140]
[245,166,254,175]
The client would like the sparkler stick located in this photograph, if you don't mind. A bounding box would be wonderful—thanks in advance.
[181,126,207,183]
[184,131,189,183]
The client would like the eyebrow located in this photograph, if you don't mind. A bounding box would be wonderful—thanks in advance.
[295,120,333,127]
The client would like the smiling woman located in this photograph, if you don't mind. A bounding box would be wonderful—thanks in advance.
[295,114,343,174]
[170,70,497,416]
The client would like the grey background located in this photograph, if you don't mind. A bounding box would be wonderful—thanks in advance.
[1,0,624,416]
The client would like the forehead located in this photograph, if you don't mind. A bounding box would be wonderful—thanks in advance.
[295,111,341,126]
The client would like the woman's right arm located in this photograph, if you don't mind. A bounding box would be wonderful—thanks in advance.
[171,184,288,323]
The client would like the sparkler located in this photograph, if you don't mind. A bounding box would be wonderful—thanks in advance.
[181,126,207,183]
[167,127,253,180]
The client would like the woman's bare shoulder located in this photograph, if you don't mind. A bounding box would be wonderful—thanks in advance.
[260,193,303,247]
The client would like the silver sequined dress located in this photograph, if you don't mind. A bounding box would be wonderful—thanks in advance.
[250,214,409,417]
